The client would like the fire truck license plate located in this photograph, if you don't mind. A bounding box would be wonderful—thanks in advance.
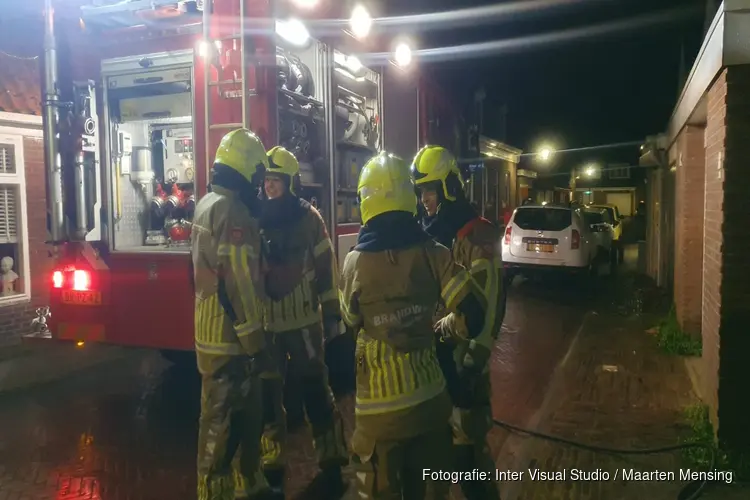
[62,290,102,306]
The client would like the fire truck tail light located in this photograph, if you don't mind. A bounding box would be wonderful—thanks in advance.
[73,270,91,291]
[52,271,64,288]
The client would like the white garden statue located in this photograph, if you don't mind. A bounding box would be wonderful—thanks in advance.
[1,256,19,296]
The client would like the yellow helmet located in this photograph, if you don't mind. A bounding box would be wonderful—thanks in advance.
[358,152,417,226]
[266,145,301,195]
[214,128,269,184]
[410,145,464,202]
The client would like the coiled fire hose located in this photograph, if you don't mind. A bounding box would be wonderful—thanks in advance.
[491,418,716,500]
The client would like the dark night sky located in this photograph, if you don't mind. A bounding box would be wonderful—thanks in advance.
[382,0,707,169]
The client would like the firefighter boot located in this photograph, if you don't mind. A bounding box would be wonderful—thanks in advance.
[298,463,347,499]
[263,468,285,497]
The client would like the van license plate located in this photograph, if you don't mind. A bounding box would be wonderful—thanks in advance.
[62,290,102,306]
[528,243,554,253]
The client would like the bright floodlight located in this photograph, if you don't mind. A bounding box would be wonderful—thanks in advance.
[290,0,318,8]
[539,147,552,161]
[585,166,596,176]
[350,5,372,39]
[275,18,310,47]
[394,43,412,68]
[345,55,362,73]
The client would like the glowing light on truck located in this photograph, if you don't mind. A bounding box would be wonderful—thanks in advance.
[276,19,310,47]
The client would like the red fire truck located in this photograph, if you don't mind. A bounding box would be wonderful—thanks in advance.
[32,0,463,358]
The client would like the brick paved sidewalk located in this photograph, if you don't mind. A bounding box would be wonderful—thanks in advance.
[501,310,749,500]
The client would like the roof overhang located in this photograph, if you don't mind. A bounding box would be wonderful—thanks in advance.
[668,0,750,146]
[479,135,522,163]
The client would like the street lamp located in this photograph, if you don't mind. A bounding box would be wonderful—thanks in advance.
[394,42,412,68]
[538,147,553,162]
[349,5,372,39]
[584,165,596,176]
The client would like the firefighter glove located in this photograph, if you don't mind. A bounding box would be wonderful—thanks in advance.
[234,321,266,357]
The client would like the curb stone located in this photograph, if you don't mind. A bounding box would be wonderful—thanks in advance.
[498,311,593,500]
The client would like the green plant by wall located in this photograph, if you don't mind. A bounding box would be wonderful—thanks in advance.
[681,404,719,467]
[682,403,750,480]
[657,307,702,356]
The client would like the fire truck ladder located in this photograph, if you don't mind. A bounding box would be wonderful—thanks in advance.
[202,0,256,165]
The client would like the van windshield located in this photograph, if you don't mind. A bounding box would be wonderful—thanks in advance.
[513,208,572,232]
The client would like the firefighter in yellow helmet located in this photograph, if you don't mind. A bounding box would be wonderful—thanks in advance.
[340,151,488,499]
[191,128,273,500]
[258,146,348,496]
[411,145,506,500]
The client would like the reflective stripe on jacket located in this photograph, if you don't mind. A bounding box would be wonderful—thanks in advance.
[263,207,339,332]
[191,186,265,373]
[438,218,504,372]
[339,240,473,416]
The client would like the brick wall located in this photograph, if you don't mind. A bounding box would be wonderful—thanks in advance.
[673,125,705,338]
[702,68,726,438]
[710,65,750,454]
[0,135,51,346]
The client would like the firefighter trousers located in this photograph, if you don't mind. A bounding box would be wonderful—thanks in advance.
[450,370,501,500]
[351,426,453,499]
[260,322,348,471]
[196,355,269,500]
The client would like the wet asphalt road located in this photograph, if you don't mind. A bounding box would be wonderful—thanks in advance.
[0,268,622,500]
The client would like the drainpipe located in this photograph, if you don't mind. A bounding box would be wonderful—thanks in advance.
[42,0,67,244]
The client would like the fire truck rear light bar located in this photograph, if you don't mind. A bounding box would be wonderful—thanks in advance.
[73,270,91,291]
[51,269,92,291]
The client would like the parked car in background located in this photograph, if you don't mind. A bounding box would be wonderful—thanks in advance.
[587,203,624,262]
[582,208,615,268]
[501,204,599,281]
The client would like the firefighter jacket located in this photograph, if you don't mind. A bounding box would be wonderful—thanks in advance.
[259,195,339,333]
[425,200,505,370]
[339,213,476,438]
[444,216,504,352]
[191,185,266,375]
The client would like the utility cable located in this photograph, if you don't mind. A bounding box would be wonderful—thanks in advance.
[491,417,717,500]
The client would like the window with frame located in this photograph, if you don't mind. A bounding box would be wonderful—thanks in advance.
[0,135,28,303]
[608,166,630,179]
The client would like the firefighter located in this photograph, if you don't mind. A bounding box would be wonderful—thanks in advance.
[258,145,348,496]
[191,128,272,500]
[411,145,506,500]
[340,151,488,499]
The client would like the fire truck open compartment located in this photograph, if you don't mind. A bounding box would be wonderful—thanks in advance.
[331,49,381,258]
[275,33,329,220]
[101,51,196,253]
